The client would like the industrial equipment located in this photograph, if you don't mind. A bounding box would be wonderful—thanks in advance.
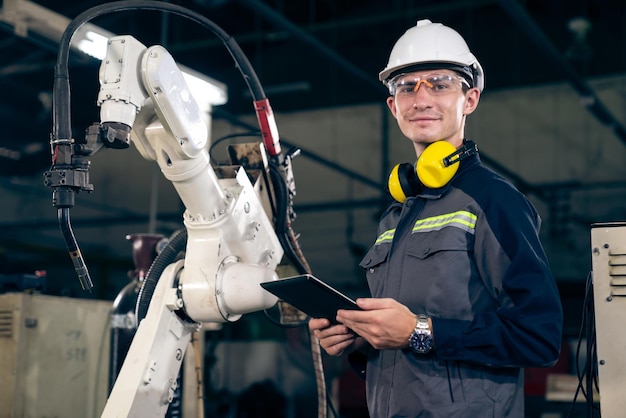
[43,2,319,417]
[591,222,626,418]
[0,293,111,417]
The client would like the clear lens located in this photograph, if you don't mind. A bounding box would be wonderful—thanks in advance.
[390,73,469,97]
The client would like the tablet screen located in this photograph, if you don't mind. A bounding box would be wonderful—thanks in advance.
[260,274,361,322]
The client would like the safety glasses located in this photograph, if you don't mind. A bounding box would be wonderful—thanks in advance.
[389,73,470,97]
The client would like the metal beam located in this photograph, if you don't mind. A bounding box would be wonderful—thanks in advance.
[235,0,383,92]
[499,0,626,148]
[173,0,498,53]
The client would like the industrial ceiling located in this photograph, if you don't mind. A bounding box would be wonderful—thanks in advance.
[1,0,625,176]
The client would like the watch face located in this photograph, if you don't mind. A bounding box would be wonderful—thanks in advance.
[409,330,432,353]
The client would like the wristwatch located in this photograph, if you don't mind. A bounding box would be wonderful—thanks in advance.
[408,314,433,354]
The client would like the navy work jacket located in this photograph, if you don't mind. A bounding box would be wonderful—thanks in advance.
[358,150,563,417]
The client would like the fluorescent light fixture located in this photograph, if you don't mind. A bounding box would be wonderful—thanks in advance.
[0,0,228,107]
[75,30,109,60]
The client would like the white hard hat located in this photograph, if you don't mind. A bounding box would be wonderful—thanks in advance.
[379,19,485,92]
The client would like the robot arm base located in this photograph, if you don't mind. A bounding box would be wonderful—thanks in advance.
[102,260,198,417]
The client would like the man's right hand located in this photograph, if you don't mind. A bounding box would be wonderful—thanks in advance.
[309,317,365,356]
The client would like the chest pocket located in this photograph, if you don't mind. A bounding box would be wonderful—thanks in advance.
[404,227,476,317]
[359,243,390,297]
[406,225,474,260]
[407,209,477,258]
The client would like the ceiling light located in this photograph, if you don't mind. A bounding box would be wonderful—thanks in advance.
[75,29,110,60]
[0,0,227,107]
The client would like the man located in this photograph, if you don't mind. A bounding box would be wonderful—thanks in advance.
[309,19,563,417]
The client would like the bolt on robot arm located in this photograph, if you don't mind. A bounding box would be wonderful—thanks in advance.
[97,35,284,417]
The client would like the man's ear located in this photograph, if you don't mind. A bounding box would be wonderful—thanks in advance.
[463,89,480,115]
[386,96,398,118]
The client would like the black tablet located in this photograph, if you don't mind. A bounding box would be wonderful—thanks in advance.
[260,274,361,323]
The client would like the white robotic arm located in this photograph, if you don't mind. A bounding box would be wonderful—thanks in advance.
[99,35,283,417]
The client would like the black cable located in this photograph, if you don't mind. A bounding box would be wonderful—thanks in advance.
[268,162,308,274]
[261,161,310,328]
[568,272,600,418]
[208,131,261,166]
[58,207,93,291]
[135,228,187,322]
[584,275,594,416]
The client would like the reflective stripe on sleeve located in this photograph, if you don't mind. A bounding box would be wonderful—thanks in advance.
[375,229,395,245]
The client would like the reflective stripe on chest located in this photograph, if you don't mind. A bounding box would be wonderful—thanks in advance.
[413,210,477,234]
[374,210,477,245]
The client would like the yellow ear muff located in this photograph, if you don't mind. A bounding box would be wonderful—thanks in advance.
[387,140,476,203]
[387,163,408,203]
[387,162,422,203]
[416,141,460,189]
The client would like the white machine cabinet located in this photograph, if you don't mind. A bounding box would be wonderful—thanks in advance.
[0,293,111,418]
[591,222,626,418]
